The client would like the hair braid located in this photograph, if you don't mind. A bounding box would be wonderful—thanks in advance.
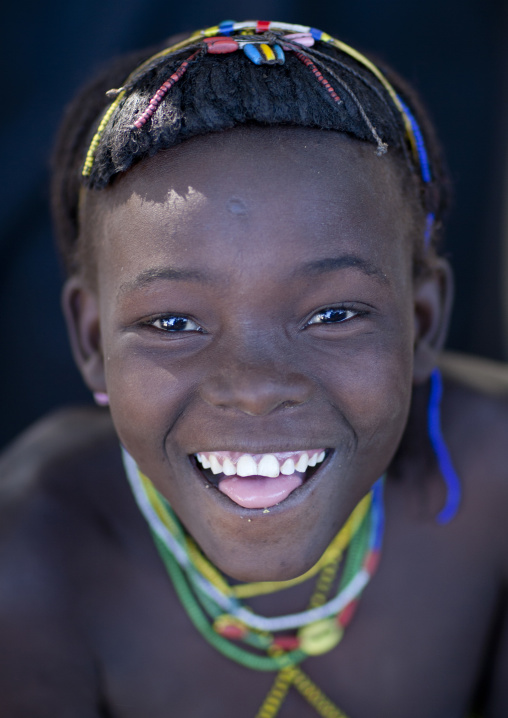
[51,23,450,277]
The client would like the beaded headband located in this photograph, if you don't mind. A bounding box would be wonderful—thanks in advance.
[82,20,434,244]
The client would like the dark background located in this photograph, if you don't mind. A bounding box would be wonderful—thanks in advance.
[2,0,508,449]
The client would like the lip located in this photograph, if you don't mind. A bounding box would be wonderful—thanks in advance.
[189,448,333,512]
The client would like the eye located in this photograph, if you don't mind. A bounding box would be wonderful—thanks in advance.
[149,316,202,332]
[306,307,360,326]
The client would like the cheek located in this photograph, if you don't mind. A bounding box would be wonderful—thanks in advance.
[313,316,414,457]
[351,344,413,446]
[102,345,196,465]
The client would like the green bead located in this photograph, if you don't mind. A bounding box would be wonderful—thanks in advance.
[299,618,343,655]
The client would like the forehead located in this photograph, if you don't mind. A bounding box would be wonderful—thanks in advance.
[83,126,416,281]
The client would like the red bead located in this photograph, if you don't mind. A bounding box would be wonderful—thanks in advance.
[364,550,381,574]
[217,624,246,640]
[273,635,300,651]
[256,21,271,32]
[338,600,359,628]
[204,37,240,54]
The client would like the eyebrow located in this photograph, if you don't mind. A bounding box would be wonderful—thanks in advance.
[119,254,388,295]
[118,266,209,294]
[291,255,389,284]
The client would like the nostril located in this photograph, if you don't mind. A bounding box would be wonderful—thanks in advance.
[200,367,313,416]
[279,399,301,410]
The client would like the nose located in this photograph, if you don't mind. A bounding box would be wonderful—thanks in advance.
[200,361,313,416]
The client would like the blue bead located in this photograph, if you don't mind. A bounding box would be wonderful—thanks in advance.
[396,95,432,183]
[424,212,435,248]
[427,369,462,525]
[243,44,263,65]
[219,20,235,35]
[310,27,323,40]
[273,44,285,64]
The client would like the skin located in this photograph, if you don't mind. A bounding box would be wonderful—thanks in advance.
[0,126,508,717]
[70,127,438,581]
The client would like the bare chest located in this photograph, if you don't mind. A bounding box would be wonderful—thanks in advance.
[88,524,497,718]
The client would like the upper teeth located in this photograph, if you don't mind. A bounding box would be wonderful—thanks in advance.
[195,450,326,478]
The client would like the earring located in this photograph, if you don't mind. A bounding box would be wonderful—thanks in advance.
[427,368,461,524]
[93,392,110,407]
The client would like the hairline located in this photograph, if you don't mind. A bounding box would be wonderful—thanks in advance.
[75,124,429,288]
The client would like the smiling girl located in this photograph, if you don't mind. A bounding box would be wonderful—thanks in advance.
[1,20,507,718]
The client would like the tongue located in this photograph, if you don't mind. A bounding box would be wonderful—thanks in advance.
[218,474,303,509]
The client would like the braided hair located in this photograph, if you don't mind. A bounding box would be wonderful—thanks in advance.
[51,21,449,278]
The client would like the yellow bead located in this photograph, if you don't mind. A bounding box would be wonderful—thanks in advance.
[298,619,343,656]
[259,44,276,62]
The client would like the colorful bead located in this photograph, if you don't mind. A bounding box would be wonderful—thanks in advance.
[203,25,220,37]
[293,51,341,104]
[428,368,462,524]
[133,50,200,130]
[284,32,315,48]
[243,44,263,65]
[363,550,380,574]
[219,19,235,35]
[424,212,435,248]
[256,20,271,33]
[337,599,358,629]
[83,19,431,189]
[204,36,240,54]
[243,43,285,66]
[273,44,285,63]
[272,635,300,651]
[214,615,248,640]
[259,43,276,62]
[298,618,344,656]
[124,448,385,718]
[396,95,431,183]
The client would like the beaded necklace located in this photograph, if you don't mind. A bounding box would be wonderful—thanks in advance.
[122,449,385,717]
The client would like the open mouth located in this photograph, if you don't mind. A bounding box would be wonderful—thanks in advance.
[192,449,329,509]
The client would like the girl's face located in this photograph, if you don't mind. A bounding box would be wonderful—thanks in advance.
[73,127,430,581]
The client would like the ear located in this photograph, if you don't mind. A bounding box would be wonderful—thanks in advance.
[413,258,454,384]
[61,276,106,393]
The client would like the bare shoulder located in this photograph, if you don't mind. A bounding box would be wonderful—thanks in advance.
[439,352,508,566]
[0,408,136,716]
[0,407,129,542]
[0,405,143,581]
